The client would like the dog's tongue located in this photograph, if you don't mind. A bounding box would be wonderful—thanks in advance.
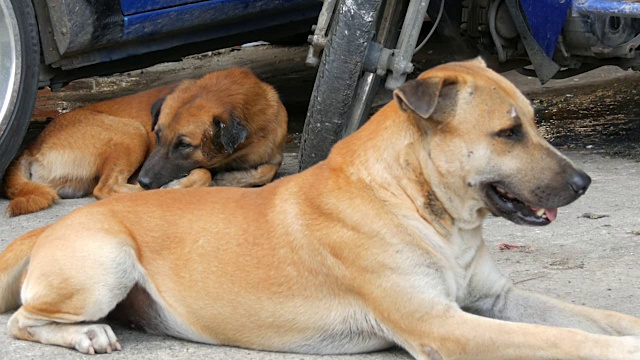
[545,208,558,222]
[531,207,558,222]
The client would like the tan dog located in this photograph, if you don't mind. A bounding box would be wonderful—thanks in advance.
[2,58,640,359]
[3,67,287,216]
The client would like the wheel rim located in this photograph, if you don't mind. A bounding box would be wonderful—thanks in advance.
[0,0,22,140]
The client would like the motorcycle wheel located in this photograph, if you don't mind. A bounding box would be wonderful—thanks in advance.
[298,0,385,171]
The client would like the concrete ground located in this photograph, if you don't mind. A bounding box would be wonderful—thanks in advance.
[1,44,640,358]
[1,150,639,359]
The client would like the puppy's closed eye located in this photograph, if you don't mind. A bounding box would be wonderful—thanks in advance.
[175,139,195,152]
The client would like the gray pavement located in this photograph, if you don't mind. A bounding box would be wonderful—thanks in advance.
[0,149,639,359]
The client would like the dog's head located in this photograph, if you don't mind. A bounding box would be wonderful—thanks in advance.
[394,58,590,227]
[137,74,251,190]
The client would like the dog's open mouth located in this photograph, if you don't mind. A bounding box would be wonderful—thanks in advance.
[485,183,558,226]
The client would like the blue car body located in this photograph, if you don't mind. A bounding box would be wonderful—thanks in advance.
[40,0,321,86]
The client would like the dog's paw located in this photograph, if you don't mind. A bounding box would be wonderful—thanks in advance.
[73,324,122,355]
[161,179,183,189]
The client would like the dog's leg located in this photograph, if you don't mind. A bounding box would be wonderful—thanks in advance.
[364,282,640,359]
[94,174,144,199]
[211,163,279,187]
[7,233,139,353]
[386,307,640,360]
[463,244,640,336]
[161,168,212,189]
[470,285,640,335]
[93,136,148,200]
[356,240,640,359]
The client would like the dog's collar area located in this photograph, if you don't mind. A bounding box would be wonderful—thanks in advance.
[485,183,556,226]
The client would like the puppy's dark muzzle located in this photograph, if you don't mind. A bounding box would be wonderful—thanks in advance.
[138,154,169,190]
[137,176,153,190]
[138,147,196,189]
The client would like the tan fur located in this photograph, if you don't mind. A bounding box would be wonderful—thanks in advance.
[0,225,48,313]
[1,59,639,359]
[3,85,172,217]
[3,68,287,216]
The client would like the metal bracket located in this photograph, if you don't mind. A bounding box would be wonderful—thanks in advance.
[361,0,430,89]
[308,0,430,89]
[384,0,430,89]
[306,0,338,67]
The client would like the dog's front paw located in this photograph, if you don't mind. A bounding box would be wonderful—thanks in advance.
[160,178,184,189]
[161,181,180,189]
[73,324,122,355]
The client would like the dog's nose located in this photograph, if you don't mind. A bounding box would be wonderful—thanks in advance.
[567,170,591,195]
[138,177,152,190]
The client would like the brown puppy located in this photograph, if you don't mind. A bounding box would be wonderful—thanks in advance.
[2,59,640,359]
[3,68,287,216]
[137,67,287,190]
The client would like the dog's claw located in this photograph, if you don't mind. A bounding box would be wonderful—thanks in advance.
[72,324,120,354]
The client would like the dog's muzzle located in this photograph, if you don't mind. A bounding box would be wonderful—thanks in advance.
[484,169,591,226]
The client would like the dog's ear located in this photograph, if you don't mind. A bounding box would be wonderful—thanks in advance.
[394,78,447,119]
[214,113,248,154]
[394,77,460,121]
[150,97,165,130]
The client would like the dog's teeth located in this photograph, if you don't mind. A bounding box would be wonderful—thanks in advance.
[535,208,545,217]
[496,186,515,199]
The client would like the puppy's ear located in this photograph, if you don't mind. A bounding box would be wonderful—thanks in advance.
[214,113,248,154]
[393,78,457,120]
[150,97,165,130]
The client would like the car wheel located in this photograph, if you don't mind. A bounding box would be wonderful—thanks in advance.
[0,0,40,181]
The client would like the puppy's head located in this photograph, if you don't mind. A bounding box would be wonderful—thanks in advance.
[394,57,590,227]
[138,77,249,190]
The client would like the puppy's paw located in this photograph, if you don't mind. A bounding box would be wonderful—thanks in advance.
[160,169,210,189]
[73,324,122,355]
[161,178,184,189]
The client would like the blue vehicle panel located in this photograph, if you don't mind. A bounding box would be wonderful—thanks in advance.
[520,0,571,58]
[574,0,640,16]
[120,0,204,16]
[82,5,320,67]
[123,0,321,40]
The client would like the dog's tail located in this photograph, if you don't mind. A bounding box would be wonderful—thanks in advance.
[0,225,48,313]
[3,155,59,217]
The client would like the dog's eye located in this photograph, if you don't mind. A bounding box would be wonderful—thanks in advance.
[176,140,194,151]
[496,126,521,140]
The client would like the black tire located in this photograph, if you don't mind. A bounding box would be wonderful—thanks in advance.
[0,0,40,182]
[298,0,383,171]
